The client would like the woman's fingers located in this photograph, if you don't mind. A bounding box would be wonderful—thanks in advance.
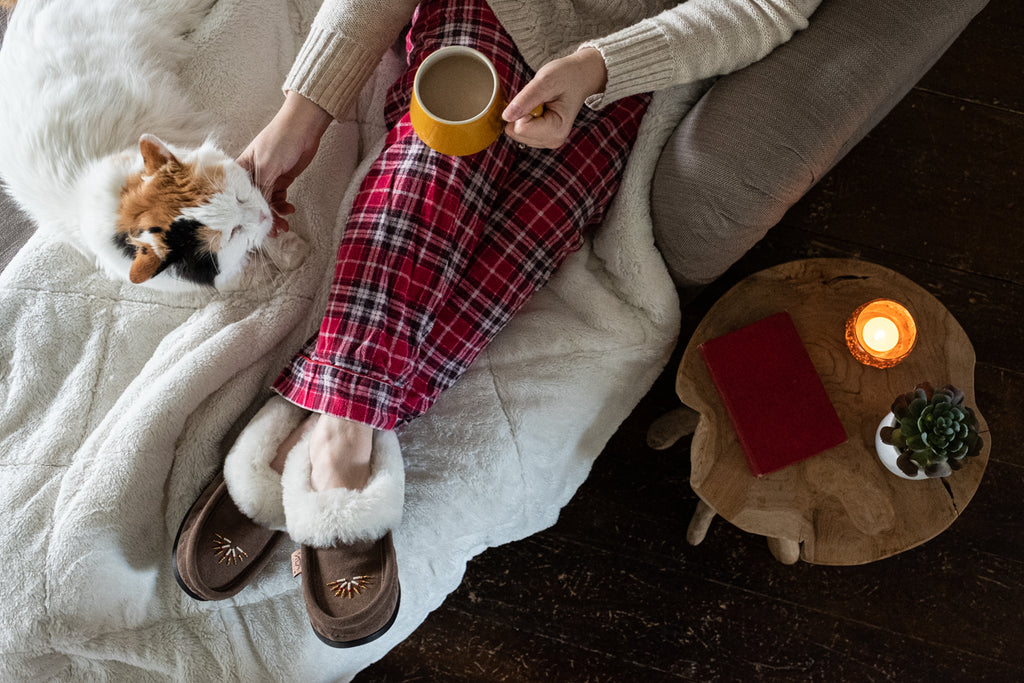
[501,48,607,149]
[504,109,571,149]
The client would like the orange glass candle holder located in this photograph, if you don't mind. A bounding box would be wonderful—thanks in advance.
[845,299,917,368]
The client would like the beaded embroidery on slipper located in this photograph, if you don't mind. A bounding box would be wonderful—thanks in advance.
[327,576,373,598]
[212,534,248,565]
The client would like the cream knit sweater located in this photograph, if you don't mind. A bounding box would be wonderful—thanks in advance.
[286,0,821,121]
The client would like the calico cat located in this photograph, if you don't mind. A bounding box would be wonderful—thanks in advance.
[0,0,275,291]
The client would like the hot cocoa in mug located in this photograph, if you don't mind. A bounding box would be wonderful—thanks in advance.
[417,52,497,122]
[410,46,506,156]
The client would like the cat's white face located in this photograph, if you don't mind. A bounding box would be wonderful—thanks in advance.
[114,135,274,289]
[179,147,275,286]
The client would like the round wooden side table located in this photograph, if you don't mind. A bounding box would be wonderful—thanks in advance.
[676,258,990,565]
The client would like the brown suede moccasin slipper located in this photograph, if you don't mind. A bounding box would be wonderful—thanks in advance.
[282,428,405,647]
[173,472,283,601]
[173,395,309,600]
[295,532,401,647]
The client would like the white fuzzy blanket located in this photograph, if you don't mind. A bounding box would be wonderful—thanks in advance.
[0,1,700,679]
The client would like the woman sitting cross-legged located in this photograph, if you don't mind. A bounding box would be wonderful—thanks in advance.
[172,0,820,647]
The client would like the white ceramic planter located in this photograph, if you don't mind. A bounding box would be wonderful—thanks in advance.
[874,412,928,480]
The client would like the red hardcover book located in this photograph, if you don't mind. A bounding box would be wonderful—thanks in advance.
[699,311,847,476]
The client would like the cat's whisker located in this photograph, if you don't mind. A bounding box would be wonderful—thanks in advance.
[247,244,275,281]
[254,246,271,270]
[256,169,273,201]
[258,243,281,272]
[258,249,278,282]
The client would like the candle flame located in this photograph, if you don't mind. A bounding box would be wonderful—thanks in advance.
[845,298,917,369]
[862,316,899,353]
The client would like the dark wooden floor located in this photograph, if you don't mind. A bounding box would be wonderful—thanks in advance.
[361,1,1024,681]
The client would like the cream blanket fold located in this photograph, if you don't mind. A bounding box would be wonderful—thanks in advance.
[0,0,700,679]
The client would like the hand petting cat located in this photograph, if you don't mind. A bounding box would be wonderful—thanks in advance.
[237,92,334,237]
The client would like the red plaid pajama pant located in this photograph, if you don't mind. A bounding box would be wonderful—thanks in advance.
[273,0,650,430]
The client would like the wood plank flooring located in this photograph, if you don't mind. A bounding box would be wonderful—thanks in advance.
[361,1,1023,680]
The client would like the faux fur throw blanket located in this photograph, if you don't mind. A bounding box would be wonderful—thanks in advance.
[0,0,700,679]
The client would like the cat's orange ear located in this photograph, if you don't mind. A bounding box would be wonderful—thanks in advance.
[128,245,163,284]
[139,134,178,175]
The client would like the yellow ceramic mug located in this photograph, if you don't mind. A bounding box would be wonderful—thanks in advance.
[410,45,541,157]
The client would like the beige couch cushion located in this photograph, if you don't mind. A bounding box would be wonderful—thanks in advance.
[651,0,989,287]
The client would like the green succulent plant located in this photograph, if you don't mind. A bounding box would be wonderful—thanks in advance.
[879,382,983,478]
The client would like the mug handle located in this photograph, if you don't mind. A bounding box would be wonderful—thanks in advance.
[502,100,545,119]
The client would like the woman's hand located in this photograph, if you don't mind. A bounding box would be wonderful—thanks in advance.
[237,92,333,236]
[502,47,608,150]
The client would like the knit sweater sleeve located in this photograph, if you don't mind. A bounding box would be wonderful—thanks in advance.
[583,0,821,109]
[283,0,420,121]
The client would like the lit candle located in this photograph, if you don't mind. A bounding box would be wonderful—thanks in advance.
[844,299,917,369]
[861,316,899,353]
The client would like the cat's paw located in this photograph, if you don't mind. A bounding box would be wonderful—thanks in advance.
[262,231,309,273]
[219,232,309,291]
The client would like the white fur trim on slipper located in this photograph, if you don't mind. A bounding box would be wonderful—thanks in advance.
[282,429,404,547]
[222,395,307,530]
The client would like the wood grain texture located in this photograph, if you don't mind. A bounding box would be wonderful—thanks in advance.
[677,258,989,565]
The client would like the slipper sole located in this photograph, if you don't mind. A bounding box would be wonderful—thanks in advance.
[311,590,401,648]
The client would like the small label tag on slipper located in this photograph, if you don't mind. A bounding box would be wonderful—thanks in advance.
[291,549,302,577]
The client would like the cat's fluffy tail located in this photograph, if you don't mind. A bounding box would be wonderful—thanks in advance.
[0,0,216,228]
[0,0,216,26]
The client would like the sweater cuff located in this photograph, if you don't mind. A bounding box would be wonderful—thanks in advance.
[283,24,383,122]
[582,20,674,109]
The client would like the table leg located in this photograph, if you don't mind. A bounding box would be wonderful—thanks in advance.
[646,406,700,450]
[766,537,801,565]
[686,499,716,545]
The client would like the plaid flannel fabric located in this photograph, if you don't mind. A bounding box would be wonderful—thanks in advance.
[273,0,649,429]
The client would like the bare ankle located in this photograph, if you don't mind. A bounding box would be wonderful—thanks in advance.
[308,415,374,492]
